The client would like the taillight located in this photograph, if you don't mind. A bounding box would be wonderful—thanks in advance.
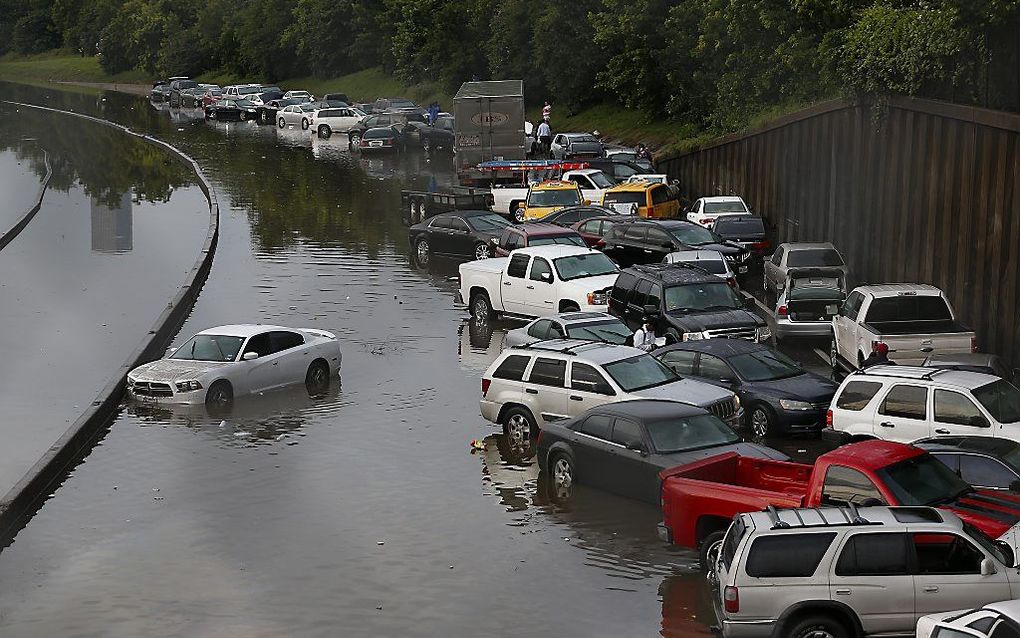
[726,277,737,288]
[360,139,368,147]
[481,378,491,396]
[595,238,606,249]
[871,340,882,352]
[777,305,787,317]
[971,336,977,353]
[826,409,833,427]
[701,218,712,225]
[724,586,739,613]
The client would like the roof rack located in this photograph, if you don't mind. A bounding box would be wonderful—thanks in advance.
[854,366,950,381]
[763,504,881,531]
[519,340,610,356]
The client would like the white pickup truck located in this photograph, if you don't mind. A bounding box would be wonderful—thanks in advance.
[490,169,612,216]
[459,245,620,320]
[831,284,976,370]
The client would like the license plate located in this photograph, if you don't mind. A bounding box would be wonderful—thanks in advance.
[738,266,748,273]
[370,141,383,147]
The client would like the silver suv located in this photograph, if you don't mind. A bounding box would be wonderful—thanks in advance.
[480,339,740,443]
[713,505,1019,638]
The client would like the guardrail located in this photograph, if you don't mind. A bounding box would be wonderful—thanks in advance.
[0,145,51,251]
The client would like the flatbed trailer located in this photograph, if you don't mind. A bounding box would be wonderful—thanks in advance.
[401,188,494,225]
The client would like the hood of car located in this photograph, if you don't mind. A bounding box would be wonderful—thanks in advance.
[654,441,789,466]
[633,378,734,404]
[558,273,620,294]
[664,309,764,331]
[689,241,746,256]
[129,358,230,383]
[743,372,838,404]
[944,490,1020,539]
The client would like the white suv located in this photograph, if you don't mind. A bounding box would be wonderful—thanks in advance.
[480,339,741,443]
[824,365,1020,445]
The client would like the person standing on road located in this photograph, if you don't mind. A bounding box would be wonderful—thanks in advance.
[537,118,552,157]
[861,342,894,368]
[542,101,551,121]
[632,316,657,352]
[428,102,440,126]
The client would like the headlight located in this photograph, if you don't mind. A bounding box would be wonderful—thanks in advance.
[682,331,707,341]
[733,395,741,409]
[779,399,813,410]
[755,326,772,342]
[175,380,203,392]
[587,291,608,305]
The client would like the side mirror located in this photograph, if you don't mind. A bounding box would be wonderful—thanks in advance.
[661,241,674,250]
[642,304,659,316]
[995,540,1016,568]
[970,415,991,428]
[627,442,647,456]
[981,557,998,576]
[242,351,259,361]
[540,271,553,283]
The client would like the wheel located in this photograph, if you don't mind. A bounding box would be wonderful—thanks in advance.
[305,360,330,394]
[503,406,538,448]
[239,111,247,121]
[318,125,331,138]
[349,132,361,148]
[699,530,726,571]
[210,111,218,120]
[550,452,575,497]
[473,242,490,260]
[415,238,431,266]
[665,329,680,345]
[748,404,774,438]
[301,118,309,130]
[470,292,493,320]
[422,137,432,153]
[278,117,286,129]
[514,207,526,223]
[205,381,233,408]
[786,615,849,638]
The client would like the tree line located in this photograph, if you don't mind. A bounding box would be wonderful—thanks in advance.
[3,0,1019,129]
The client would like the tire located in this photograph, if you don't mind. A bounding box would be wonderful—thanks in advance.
[349,132,361,148]
[318,125,331,138]
[305,359,330,394]
[239,111,247,121]
[748,404,774,438]
[301,118,309,130]
[473,242,490,260]
[786,615,850,638]
[469,292,493,320]
[665,329,680,345]
[503,406,538,448]
[210,111,218,120]
[514,207,526,223]
[699,530,726,572]
[205,381,233,408]
[550,452,575,497]
[278,117,286,129]
[415,238,431,266]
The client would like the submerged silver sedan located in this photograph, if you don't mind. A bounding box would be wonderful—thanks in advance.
[127,324,342,407]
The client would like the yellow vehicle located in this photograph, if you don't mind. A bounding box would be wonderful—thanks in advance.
[601,181,681,218]
[515,180,586,222]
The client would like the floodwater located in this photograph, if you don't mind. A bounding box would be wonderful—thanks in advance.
[0,82,831,637]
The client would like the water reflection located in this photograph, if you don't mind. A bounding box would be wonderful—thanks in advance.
[90,192,132,253]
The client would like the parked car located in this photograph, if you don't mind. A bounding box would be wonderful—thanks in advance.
[312,106,367,138]
[199,86,225,108]
[916,436,1020,492]
[277,103,319,130]
[655,339,837,437]
[493,223,586,257]
[348,111,416,147]
[550,133,605,160]
[459,245,620,320]
[181,84,218,108]
[537,399,786,504]
[127,325,342,407]
[256,97,302,124]
[832,284,977,370]
[710,505,1020,638]
[824,365,1020,444]
[602,181,682,218]
[322,92,351,104]
[764,242,847,297]
[711,214,769,259]
[503,312,634,349]
[571,215,625,249]
[663,249,738,288]
[918,599,1020,638]
[660,439,1020,569]
[516,181,586,222]
[562,168,615,201]
[168,78,199,106]
[357,126,405,152]
[924,352,1017,383]
[685,195,749,228]
[205,98,258,121]
[283,90,314,102]
[479,340,743,443]
[408,210,510,264]
[223,84,263,100]
[585,158,651,182]
[604,148,655,171]
[539,205,620,228]
[602,219,751,270]
[371,97,422,114]
[609,264,768,344]
[149,80,171,102]
[253,89,284,107]
[403,120,455,152]
[772,267,847,341]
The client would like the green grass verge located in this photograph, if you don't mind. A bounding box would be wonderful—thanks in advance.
[0,52,150,84]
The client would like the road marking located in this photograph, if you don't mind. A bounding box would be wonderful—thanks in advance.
[812,348,829,364]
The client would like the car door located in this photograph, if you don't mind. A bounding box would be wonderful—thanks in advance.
[911,532,1012,622]
[501,253,533,316]
[828,532,916,634]
[446,216,475,258]
[523,357,570,425]
[932,389,995,438]
[566,362,617,417]
[571,413,617,490]
[242,332,277,392]
[608,417,658,502]
[427,216,454,255]
[763,245,784,291]
[268,330,309,385]
[525,257,558,315]
[644,226,674,262]
[691,353,741,394]
[874,384,932,442]
[624,278,651,328]
[834,291,865,364]
[619,224,648,266]
[658,350,698,377]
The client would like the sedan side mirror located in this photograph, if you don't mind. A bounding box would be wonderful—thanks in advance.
[642,304,659,316]
[242,351,259,361]
[627,442,647,456]
[981,557,998,576]
[970,415,991,428]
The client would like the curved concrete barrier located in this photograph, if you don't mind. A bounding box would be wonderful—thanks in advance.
[0,101,220,540]
[0,146,51,251]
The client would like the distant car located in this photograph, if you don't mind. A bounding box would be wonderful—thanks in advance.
[223,84,263,100]
[277,103,319,129]
[517,181,586,222]
[763,241,847,296]
[585,158,652,182]
[408,210,511,264]
[149,80,171,102]
[537,399,786,504]
[550,133,605,160]
[199,86,225,108]
[403,120,454,153]
[357,126,405,152]
[923,352,1017,383]
[168,79,199,107]
[601,181,682,218]
[624,174,669,184]
[711,214,769,258]
[655,339,838,438]
[917,598,1020,638]
[348,111,416,147]
[503,312,634,349]
[180,85,218,108]
[539,205,621,228]
[686,196,750,229]
[663,249,738,288]
[127,325,342,407]
[604,148,655,172]
[322,92,351,104]
[283,90,314,102]
[312,106,366,138]
[915,436,1020,492]
[602,219,751,270]
[205,98,257,121]
[771,267,846,341]
[371,97,422,114]
[571,215,626,249]
[493,222,587,257]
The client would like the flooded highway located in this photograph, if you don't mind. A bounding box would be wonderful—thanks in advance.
[0,82,831,637]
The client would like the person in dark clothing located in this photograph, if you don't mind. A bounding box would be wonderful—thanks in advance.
[861,342,895,368]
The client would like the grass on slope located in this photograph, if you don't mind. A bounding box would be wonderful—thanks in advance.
[0,52,149,84]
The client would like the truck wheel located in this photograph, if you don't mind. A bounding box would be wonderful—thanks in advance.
[514,207,526,223]
[699,530,726,571]
[473,242,490,260]
[787,615,849,638]
[748,404,774,439]
[318,124,331,138]
[470,292,493,320]
[503,406,538,447]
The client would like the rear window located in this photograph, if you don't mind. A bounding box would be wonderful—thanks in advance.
[865,295,953,322]
[678,258,726,275]
[836,381,883,410]
[493,355,530,381]
[604,192,646,206]
[744,533,837,577]
[787,248,844,267]
[714,216,764,235]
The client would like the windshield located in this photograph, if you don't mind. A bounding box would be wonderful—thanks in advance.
[552,252,619,281]
[865,295,953,322]
[704,201,748,214]
[973,380,1020,423]
[875,455,973,506]
[300,103,317,112]
[677,258,726,275]
[586,172,614,188]
[787,248,844,267]
[714,217,764,235]
[603,354,678,392]
[531,235,587,248]
[729,349,803,381]
[233,99,255,108]
[170,335,244,362]
[963,521,1014,566]
[603,192,645,206]
[664,282,743,312]
[670,225,720,246]
[646,414,740,453]
[466,214,511,232]
[238,86,260,95]
[436,117,455,131]
[566,319,631,344]
[529,189,582,207]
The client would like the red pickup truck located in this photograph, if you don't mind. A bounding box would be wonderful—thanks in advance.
[657,439,1020,568]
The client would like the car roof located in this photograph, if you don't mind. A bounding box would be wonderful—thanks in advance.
[532,180,579,190]
[625,263,718,285]
[514,244,601,259]
[851,365,999,388]
[555,311,619,324]
[669,249,725,261]
[438,209,499,219]
[196,324,297,338]
[589,399,706,420]
[514,222,580,237]
[508,339,643,364]
[914,436,1020,456]
[853,283,943,296]
[818,439,926,470]
[566,168,604,176]
[742,505,959,533]
[699,196,744,203]
[985,599,1020,617]
[659,338,767,357]
[713,213,760,222]
[606,182,656,192]
[562,132,596,139]
[780,242,836,251]
[633,219,694,229]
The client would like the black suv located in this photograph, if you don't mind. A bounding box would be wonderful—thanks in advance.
[608,264,768,344]
[602,219,751,271]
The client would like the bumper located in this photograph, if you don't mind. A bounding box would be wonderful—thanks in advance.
[820,427,851,446]
[773,407,827,433]
[656,522,672,544]
[480,399,500,424]
[712,589,776,638]
[774,318,834,339]
[126,385,205,406]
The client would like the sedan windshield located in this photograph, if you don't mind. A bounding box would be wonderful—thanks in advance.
[466,214,511,232]
[729,349,803,381]
[299,103,317,112]
[705,201,748,214]
[973,380,1020,424]
[787,248,844,267]
[588,172,615,188]
[233,99,256,108]
[603,354,677,392]
[671,225,720,246]
[664,282,743,313]
[566,320,631,344]
[875,455,973,506]
[646,414,740,453]
[170,335,244,362]
[553,252,619,281]
[529,189,582,207]
[531,235,586,248]
[677,258,726,275]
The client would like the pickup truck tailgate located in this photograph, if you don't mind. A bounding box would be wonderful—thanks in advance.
[873,329,975,365]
